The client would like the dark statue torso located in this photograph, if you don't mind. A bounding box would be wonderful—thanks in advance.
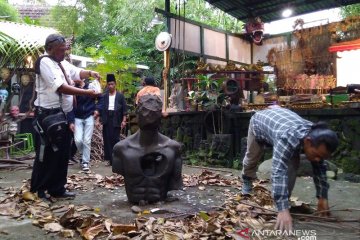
[112,132,183,203]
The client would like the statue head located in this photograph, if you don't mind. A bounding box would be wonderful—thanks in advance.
[10,105,19,118]
[136,94,163,130]
[0,89,9,102]
[1,68,11,82]
[21,74,31,86]
[245,17,264,45]
[11,83,21,94]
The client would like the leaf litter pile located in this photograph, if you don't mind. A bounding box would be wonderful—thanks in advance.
[0,170,357,239]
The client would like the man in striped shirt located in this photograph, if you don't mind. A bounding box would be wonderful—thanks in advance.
[241,106,338,231]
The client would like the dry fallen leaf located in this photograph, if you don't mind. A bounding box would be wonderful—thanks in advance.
[0,170,283,240]
[104,218,113,232]
[150,208,172,214]
[51,205,69,214]
[43,222,63,232]
[236,204,251,212]
[145,217,156,232]
[22,191,36,201]
[199,211,210,221]
[61,229,75,238]
[81,224,105,240]
[111,234,131,240]
[164,231,181,240]
[0,202,17,216]
[142,210,150,214]
[59,207,75,227]
[76,205,93,212]
[112,223,137,235]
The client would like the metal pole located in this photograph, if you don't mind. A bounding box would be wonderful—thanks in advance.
[165,0,170,32]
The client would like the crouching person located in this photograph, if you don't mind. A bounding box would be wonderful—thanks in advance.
[241,106,338,231]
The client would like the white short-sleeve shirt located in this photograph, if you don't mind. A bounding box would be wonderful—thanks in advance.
[34,56,81,112]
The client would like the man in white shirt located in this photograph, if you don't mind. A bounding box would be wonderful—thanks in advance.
[30,33,100,200]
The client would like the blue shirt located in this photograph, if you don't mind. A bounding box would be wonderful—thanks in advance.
[67,82,96,124]
[251,107,329,211]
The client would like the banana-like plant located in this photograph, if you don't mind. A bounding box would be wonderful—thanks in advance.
[0,31,42,69]
[0,30,43,113]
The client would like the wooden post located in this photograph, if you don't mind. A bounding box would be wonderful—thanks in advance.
[163,0,171,112]
[163,49,170,111]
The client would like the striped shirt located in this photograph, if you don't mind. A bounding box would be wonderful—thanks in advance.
[251,107,328,211]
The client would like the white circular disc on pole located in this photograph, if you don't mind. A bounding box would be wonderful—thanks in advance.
[155,32,172,51]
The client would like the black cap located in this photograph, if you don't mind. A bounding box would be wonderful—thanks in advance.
[144,77,155,86]
[106,73,116,83]
[45,34,66,49]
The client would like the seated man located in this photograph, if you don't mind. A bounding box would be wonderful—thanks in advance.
[113,94,183,204]
[0,105,22,142]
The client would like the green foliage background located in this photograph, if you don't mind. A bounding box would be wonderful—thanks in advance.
[341,3,360,18]
[44,0,243,81]
[2,0,358,110]
[0,1,20,22]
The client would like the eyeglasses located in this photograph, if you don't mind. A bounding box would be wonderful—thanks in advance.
[45,36,66,46]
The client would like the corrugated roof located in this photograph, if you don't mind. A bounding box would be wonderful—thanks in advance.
[0,20,57,48]
[15,5,51,20]
[204,0,360,23]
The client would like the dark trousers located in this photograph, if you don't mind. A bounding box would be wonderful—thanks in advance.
[102,113,120,164]
[30,109,71,196]
[70,135,77,160]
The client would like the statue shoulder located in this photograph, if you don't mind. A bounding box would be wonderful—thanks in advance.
[160,135,182,151]
[114,137,131,150]
[125,132,143,149]
[169,139,181,149]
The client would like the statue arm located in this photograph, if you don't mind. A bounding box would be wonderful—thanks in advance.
[112,144,125,175]
[168,142,183,190]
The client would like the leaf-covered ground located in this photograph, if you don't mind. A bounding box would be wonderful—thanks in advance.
[0,168,358,239]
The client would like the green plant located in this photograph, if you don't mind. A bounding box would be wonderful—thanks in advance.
[86,36,140,110]
[0,32,42,69]
[196,75,227,134]
[195,75,225,107]
[0,1,20,22]
[187,90,196,103]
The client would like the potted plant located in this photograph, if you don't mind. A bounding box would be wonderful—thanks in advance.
[204,77,232,167]
[186,90,198,111]
[196,74,224,111]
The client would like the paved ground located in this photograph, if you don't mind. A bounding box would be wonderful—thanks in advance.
[0,161,359,240]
